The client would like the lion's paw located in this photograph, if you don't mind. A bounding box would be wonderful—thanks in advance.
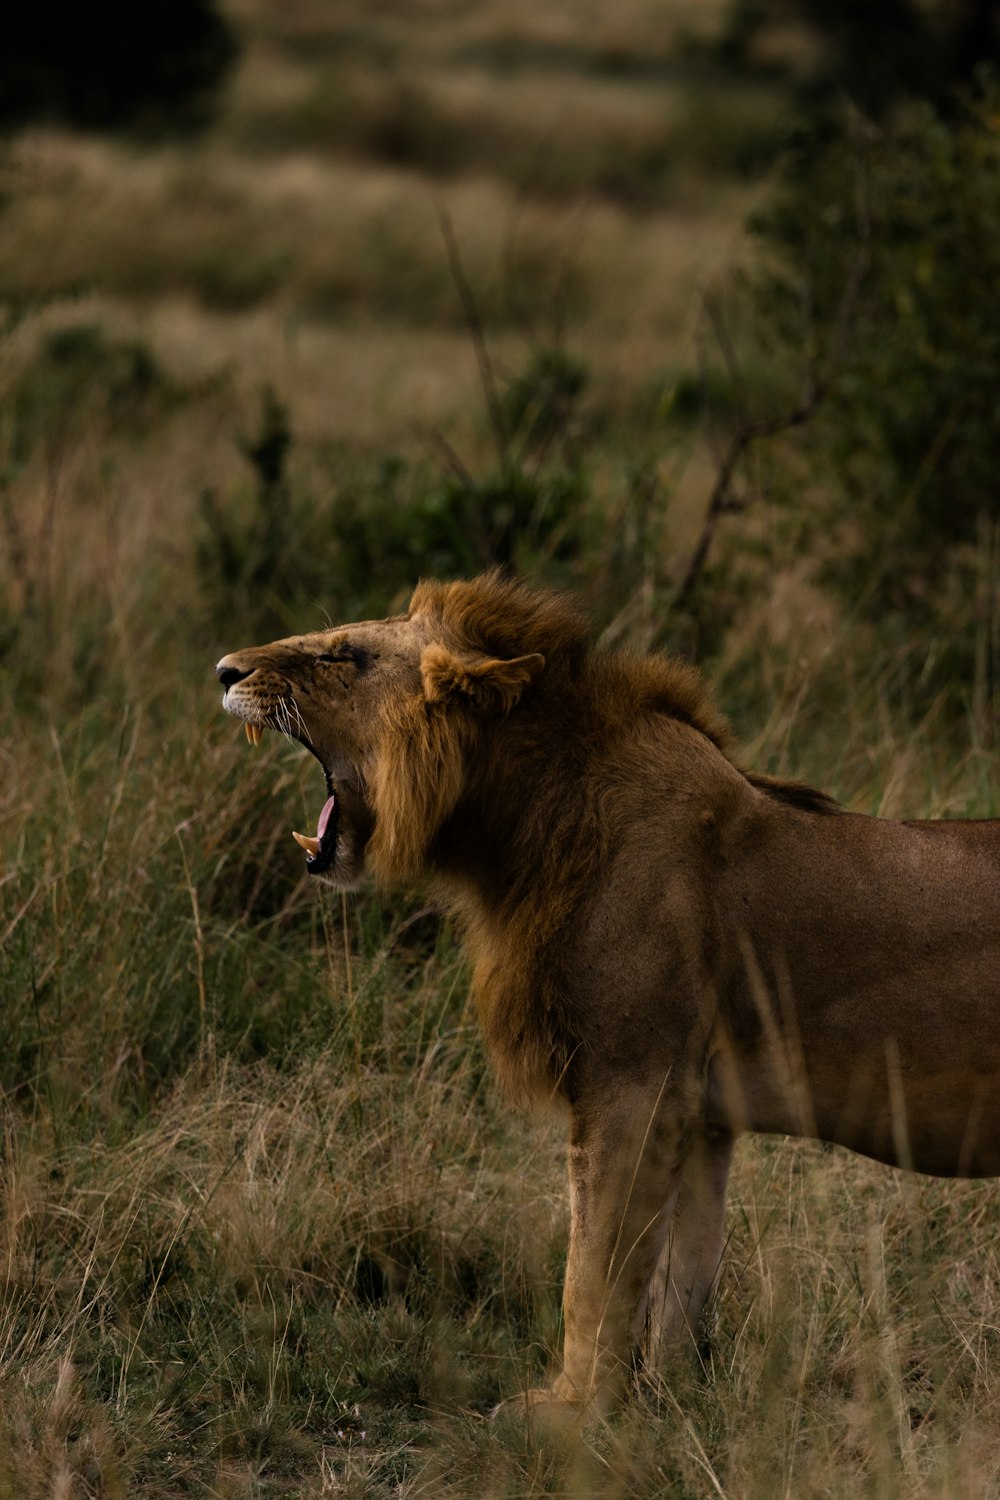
[491,1384,592,1429]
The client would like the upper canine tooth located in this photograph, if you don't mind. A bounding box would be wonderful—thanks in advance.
[292,831,322,857]
[245,722,255,745]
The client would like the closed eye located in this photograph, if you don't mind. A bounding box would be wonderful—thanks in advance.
[316,646,374,671]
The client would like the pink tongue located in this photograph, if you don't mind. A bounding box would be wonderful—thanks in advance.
[316,795,336,841]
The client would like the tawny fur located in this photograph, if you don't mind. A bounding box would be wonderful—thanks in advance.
[217,572,1000,1418]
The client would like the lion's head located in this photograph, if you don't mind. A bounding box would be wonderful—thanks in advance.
[214,574,612,890]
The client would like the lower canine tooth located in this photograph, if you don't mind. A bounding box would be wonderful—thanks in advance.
[292,831,322,858]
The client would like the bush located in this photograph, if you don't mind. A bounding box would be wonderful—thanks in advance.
[757,88,1000,546]
[197,353,593,636]
[717,0,1000,120]
[0,0,237,134]
[698,80,1000,714]
[9,324,175,462]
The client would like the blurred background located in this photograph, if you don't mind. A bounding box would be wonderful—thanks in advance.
[5,4,1000,1495]
[4,0,1000,715]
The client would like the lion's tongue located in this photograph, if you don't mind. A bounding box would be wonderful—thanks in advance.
[316,796,336,841]
[291,795,336,859]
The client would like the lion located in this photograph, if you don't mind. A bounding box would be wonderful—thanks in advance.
[216,572,1000,1417]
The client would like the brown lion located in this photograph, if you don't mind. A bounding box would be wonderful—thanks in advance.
[216,572,1000,1417]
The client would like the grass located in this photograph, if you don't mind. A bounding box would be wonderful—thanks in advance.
[6,391,1000,1496]
[4,0,1000,1492]
[7,596,1000,1500]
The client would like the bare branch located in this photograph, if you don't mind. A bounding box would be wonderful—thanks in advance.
[672,399,815,613]
[412,421,475,487]
[674,221,871,616]
[701,289,750,419]
[435,200,509,472]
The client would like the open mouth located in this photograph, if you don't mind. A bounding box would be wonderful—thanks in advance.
[292,792,338,876]
[219,670,372,884]
[231,708,343,878]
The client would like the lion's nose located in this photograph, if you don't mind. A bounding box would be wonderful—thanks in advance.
[216,658,253,688]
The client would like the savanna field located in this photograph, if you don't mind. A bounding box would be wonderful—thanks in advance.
[5,1,1000,1494]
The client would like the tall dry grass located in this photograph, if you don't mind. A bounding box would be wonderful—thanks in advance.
[6,334,1000,1490]
[4,0,1000,1493]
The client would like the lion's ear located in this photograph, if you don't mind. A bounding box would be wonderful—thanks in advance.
[421,644,545,714]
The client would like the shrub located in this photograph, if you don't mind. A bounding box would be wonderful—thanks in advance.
[756,89,1000,552]
[9,323,175,462]
[0,0,237,134]
[717,0,1000,119]
[692,80,1000,715]
[197,352,593,636]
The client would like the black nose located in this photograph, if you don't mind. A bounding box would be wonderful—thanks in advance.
[217,663,252,688]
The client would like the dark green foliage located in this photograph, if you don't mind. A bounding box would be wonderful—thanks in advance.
[719,0,1000,120]
[196,353,592,636]
[502,348,587,454]
[684,78,1000,720]
[332,458,586,591]
[198,387,314,637]
[329,349,590,593]
[9,323,175,463]
[0,0,237,134]
[752,85,1000,564]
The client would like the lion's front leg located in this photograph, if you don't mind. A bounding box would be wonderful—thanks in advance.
[548,1093,693,1416]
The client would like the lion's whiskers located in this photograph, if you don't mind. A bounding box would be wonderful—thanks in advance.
[271,696,310,747]
[289,698,312,747]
